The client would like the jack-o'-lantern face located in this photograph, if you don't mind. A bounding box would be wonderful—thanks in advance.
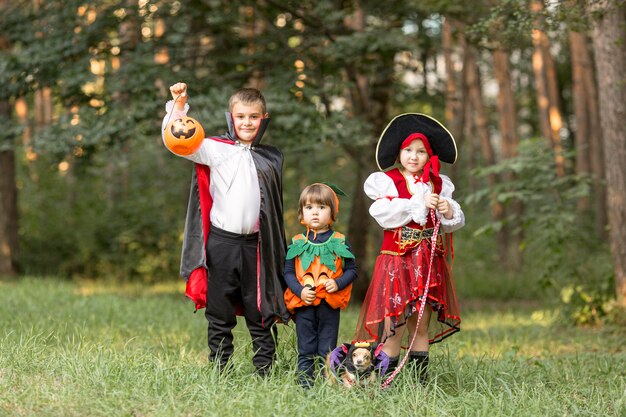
[164,116,205,156]
[170,118,197,139]
[299,256,339,289]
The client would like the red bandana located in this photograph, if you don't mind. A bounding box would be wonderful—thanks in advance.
[401,133,442,194]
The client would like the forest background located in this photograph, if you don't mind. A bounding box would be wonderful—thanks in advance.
[0,0,625,326]
[1,1,625,415]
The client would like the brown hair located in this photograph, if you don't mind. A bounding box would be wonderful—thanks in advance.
[228,88,267,113]
[298,184,338,222]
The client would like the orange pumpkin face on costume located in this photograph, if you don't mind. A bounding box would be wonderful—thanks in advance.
[164,116,205,156]
[299,260,334,289]
[288,242,351,312]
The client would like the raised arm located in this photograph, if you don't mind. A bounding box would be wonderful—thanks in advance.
[162,82,214,166]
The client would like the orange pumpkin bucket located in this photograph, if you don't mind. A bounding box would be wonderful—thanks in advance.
[164,116,205,156]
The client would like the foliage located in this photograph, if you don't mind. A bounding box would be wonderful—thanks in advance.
[0,0,618,310]
[466,138,616,321]
[451,214,544,301]
[560,282,626,326]
[1,277,625,416]
[3,0,449,282]
[464,0,535,50]
[17,141,191,282]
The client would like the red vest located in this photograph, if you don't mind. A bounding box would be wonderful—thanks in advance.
[379,168,436,256]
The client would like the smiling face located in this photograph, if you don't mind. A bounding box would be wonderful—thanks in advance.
[302,200,332,232]
[399,138,430,175]
[231,101,268,145]
[170,118,198,139]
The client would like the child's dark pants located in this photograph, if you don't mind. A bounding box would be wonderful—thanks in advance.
[205,226,276,373]
[295,300,340,385]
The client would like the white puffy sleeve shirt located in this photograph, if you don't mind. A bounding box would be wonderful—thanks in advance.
[162,100,261,234]
[364,171,465,234]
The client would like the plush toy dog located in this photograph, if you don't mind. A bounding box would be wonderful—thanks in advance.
[326,342,387,387]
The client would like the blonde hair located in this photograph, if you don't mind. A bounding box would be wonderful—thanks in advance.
[298,184,338,222]
[228,88,267,113]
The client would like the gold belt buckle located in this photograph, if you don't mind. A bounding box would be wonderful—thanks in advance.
[400,227,423,244]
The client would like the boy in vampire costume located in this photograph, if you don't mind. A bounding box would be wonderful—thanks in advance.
[162,83,290,376]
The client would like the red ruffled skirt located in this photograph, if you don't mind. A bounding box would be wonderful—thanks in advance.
[353,238,460,345]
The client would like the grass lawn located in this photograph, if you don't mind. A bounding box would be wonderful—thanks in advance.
[1,276,624,417]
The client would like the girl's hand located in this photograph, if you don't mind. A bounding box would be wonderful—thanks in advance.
[324,280,338,293]
[169,82,188,110]
[425,193,439,210]
[437,198,453,219]
[300,286,316,305]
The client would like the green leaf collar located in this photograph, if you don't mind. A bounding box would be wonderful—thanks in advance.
[286,232,355,272]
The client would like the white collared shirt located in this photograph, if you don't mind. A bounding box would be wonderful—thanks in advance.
[364,171,465,233]
[163,102,260,234]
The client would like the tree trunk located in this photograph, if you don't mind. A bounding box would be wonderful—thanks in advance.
[589,0,626,306]
[419,16,430,95]
[0,101,19,275]
[494,49,519,164]
[107,0,139,205]
[34,87,52,129]
[15,97,38,181]
[242,5,266,90]
[465,97,478,193]
[531,0,566,176]
[443,17,466,183]
[493,47,523,268]
[570,32,591,188]
[466,48,497,169]
[465,45,508,264]
[569,19,607,238]
[347,160,374,301]
[341,1,393,300]
[0,13,19,275]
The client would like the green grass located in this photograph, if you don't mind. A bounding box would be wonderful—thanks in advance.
[1,277,624,417]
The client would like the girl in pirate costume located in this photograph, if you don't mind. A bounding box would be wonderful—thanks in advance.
[284,183,358,387]
[352,114,465,384]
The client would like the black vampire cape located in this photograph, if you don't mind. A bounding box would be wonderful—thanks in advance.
[179,112,290,325]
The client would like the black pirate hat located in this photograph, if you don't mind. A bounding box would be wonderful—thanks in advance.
[375,113,457,171]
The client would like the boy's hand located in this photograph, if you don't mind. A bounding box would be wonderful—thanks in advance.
[324,280,338,293]
[300,286,316,305]
[169,82,187,110]
[425,193,439,210]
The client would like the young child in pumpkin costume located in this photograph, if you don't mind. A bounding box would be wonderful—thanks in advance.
[163,83,289,376]
[284,183,358,387]
[352,114,465,384]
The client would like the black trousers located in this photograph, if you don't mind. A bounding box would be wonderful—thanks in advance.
[205,226,276,371]
[295,301,340,381]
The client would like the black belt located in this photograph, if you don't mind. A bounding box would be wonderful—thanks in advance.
[400,226,439,243]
